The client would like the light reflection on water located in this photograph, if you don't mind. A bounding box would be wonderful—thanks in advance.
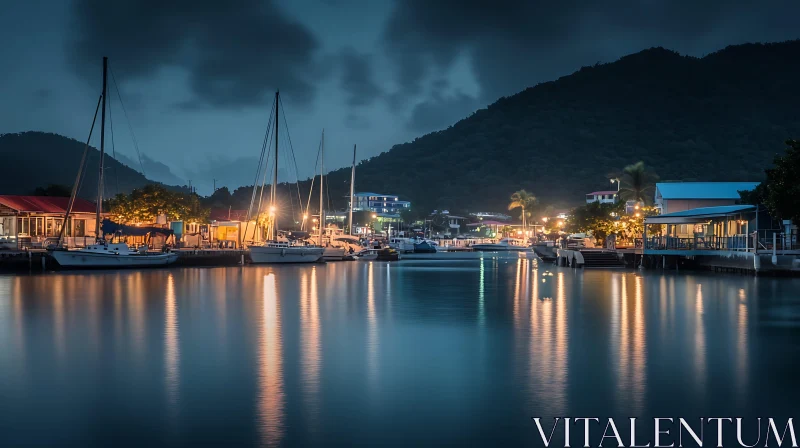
[0,262,799,446]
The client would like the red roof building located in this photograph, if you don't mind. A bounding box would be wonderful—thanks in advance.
[0,195,96,214]
[0,195,100,247]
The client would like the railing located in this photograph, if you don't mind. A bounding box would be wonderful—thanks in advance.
[643,235,754,252]
[756,230,798,251]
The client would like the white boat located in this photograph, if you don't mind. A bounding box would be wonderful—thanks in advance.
[249,241,323,264]
[50,243,179,268]
[47,57,180,269]
[321,246,346,261]
[471,238,531,252]
[355,249,379,261]
[246,91,324,265]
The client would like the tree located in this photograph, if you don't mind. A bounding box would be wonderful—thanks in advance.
[740,139,800,224]
[201,186,233,209]
[618,161,658,204]
[107,184,209,224]
[33,184,72,197]
[566,201,621,245]
[508,190,537,231]
[615,205,661,243]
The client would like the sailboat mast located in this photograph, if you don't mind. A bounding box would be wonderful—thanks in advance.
[319,130,324,245]
[348,144,356,235]
[95,56,108,239]
[272,90,279,240]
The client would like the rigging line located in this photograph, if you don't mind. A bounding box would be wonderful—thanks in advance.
[245,96,275,223]
[281,131,299,226]
[256,117,275,218]
[303,147,321,232]
[109,65,146,177]
[59,94,103,245]
[278,95,304,219]
[243,98,276,244]
[107,87,120,196]
[304,137,322,229]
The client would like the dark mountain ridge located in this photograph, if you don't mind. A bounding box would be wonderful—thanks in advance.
[321,40,800,212]
[0,131,186,198]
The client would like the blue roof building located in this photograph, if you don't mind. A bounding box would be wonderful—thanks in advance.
[654,182,759,215]
[351,192,410,216]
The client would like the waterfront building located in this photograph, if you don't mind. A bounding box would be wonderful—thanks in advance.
[642,204,797,271]
[206,208,262,248]
[585,190,618,204]
[654,181,759,214]
[0,195,99,249]
[350,192,410,216]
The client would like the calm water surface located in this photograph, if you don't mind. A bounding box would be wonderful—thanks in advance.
[1,260,799,446]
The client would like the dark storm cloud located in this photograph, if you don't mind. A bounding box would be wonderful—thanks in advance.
[339,48,383,107]
[384,0,800,119]
[407,78,478,132]
[69,0,321,107]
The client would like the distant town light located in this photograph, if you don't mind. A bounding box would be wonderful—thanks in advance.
[303,214,308,220]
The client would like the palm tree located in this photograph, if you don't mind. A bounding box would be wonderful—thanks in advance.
[619,161,658,204]
[508,189,537,233]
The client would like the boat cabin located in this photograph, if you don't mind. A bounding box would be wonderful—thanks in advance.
[0,195,99,249]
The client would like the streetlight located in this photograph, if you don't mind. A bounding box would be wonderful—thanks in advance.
[542,217,548,223]
[610,178,620,192]
[371,213,377,219]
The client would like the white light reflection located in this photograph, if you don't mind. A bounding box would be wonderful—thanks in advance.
[367,262,378,387]
[164,274,180,413]
[736,288,748,406]
[694,283,706,396]
[300,267,321,433]
[478,260,485,327]
[258,273,284,447]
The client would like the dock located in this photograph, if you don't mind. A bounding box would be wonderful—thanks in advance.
[0,248,249,272]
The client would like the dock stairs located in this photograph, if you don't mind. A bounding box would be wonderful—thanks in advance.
[580,250,626,269]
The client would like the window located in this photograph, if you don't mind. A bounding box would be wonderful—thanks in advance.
[46,218,64,237]
[0,217,13,236]
[30,217,44,236]
[74,219,86,237]
[18,217,29,235]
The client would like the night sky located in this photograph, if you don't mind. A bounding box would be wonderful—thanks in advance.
[2,0,799,193]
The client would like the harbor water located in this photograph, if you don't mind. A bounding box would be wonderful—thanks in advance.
[1,259,799,446]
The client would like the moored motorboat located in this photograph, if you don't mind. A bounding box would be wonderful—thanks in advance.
[322,246,346,261]
[50,242,178,268]
[355,249,379,261]
[471,238,530,252]
[249,242,323,264]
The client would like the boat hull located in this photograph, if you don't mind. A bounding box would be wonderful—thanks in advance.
[322,247,346,261]
[49,249,179,268]
[471,244,529,252]
[249,246,323,264]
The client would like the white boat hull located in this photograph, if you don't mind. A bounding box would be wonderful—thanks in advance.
[249,246,323,264]
[322,247,346,261]
[49,249,179,268]
[471,244,529,252]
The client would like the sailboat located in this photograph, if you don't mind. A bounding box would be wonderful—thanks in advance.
[248,91,324,264]
[314,131,346,261]
[48,57,179,268]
